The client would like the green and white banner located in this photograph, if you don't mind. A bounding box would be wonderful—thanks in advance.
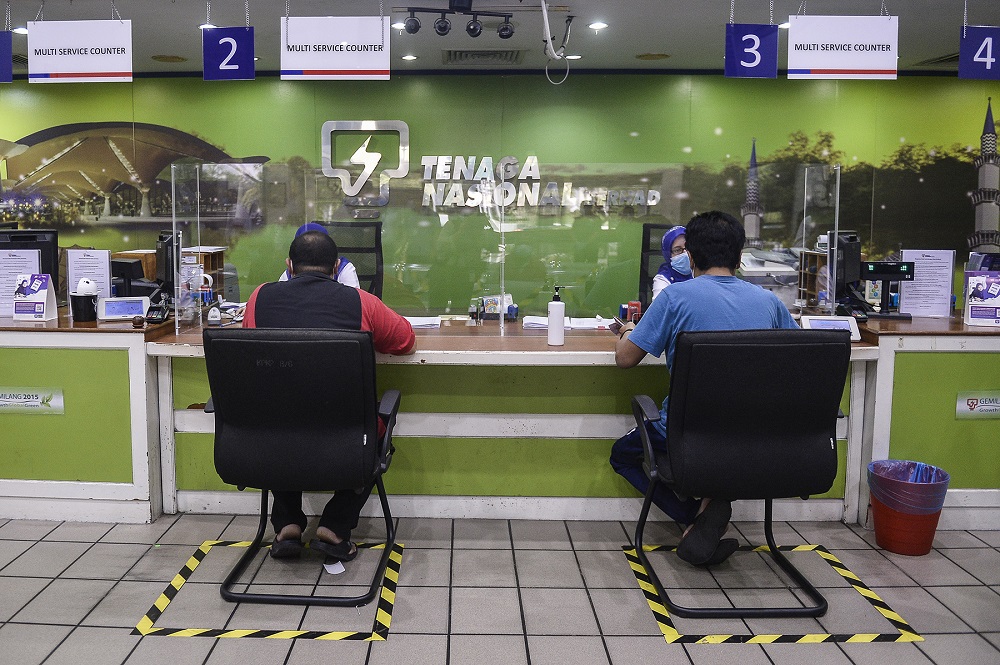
[0,387,64,414]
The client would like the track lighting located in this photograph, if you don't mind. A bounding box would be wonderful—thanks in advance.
[434,13,452,36]
[466,15,482,38]
[404,12,421,34]
[498,18,514,39]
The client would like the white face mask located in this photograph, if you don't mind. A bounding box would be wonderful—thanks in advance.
[670,250,692,275]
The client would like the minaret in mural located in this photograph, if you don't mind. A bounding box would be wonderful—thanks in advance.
[741,139,764,248]
[971,99,1000,253]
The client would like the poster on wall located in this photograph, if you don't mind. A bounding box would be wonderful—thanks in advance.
[27,19,132,82]
[787,15,898,80]
[280,16,389,80]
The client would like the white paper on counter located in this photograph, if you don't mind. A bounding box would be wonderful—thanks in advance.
[405,316,441,329]
[899,249,955,318]
[66,248,112,298]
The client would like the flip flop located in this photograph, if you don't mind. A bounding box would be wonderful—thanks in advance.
[696,538,739,567]
[269,538,303,559]
[309,538,359,562]
[676,499,732,566]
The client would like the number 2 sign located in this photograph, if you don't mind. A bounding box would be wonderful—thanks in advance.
[725,24,779,79]
[203,27,255,81]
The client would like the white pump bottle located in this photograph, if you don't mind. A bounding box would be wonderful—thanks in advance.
[547,286,565,346]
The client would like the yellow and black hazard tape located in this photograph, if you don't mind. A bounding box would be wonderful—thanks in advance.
[133,540,404,640]
[623,543,923,645]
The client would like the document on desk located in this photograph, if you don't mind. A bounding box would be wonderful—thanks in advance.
[0,249,40,317]
[66,249,112,299]
[405,316,441,328]
[522,316,611,330]
[899,249,954,318]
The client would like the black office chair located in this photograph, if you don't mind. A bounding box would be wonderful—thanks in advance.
[320,221,384,299]
[638,222,674,312]
[203,328,400,607]
[631,328,851,619]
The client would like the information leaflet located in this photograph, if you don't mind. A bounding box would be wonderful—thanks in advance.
[0,249,40,317]
[66,248,111,299]
[899,249,955,318]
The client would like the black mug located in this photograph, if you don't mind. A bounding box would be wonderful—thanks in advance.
[70,293,97,322]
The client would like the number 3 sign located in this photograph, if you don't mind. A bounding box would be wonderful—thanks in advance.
[725,24,779,79]
[203,27,255,81]
[960,26,1000,80]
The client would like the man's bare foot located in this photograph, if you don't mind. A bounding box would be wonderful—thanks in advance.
[276,524,302,542]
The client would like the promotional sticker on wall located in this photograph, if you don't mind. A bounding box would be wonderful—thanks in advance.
[27,20,133,82]
[787,15,898,80]
[280,16,389,80]
[956,392,1000,419]
[0,387,64,414]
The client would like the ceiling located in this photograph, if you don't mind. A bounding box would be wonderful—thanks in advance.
[6,1,970,75]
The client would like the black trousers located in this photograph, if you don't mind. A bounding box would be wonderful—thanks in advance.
[270,484,374,542]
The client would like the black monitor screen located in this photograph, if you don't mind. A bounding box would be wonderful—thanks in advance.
[0,229,59,295]
[828,231,861,300]
[861,261,915,282]
[156,230,181,291]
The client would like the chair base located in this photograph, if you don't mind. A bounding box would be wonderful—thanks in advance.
[220,476,396,607]
[634,483,828,619]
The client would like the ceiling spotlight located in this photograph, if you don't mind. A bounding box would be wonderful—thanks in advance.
[466,16,483,38]
[12,27,28,35]
[588,21,608,31]
[391,21,406,30]
[402,54,417,61]
[404,12,421,34]
[198,23,218,30]
[434,13,452,36]
[497,18,514,39]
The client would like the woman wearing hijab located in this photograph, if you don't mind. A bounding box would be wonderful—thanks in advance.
[277,222,360,287]
[651,225,692,299]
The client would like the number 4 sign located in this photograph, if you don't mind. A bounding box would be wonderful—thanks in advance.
[725,24,779,79]
[960,26,1000,80]
[203,27,255,81]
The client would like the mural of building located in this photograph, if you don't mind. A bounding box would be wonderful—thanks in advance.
[971,100,1000,253]
[741,139,764,248]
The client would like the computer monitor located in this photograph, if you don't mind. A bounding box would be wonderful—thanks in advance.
[0,221,18,230]
[0,229,59,295]
[111,258,145,298]
[828,230,861,302]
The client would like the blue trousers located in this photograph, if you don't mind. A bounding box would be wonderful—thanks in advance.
[610,424,700,526]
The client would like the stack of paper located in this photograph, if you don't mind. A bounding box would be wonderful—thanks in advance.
[405,316,441,329]
[522,316,611,330]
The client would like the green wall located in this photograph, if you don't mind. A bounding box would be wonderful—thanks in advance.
[0,348,133,482]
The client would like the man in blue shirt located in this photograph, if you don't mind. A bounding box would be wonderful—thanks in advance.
[612,210,798,566]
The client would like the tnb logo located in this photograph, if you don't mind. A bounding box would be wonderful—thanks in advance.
[321,120,409,205]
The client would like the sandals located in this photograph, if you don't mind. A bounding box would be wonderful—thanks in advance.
[309,538,359,562]
[676,499,733,566]
[269,537,303,559]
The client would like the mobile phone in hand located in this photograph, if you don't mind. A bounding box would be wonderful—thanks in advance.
[609,316,625,335]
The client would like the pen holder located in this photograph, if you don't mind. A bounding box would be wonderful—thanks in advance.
[69,293,98,322]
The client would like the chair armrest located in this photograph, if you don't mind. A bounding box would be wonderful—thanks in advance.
[204,397,215,414]
[377,390,401,473]
[631,395,663,483]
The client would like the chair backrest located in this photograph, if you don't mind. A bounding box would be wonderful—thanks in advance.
[638,222,674,310]
[666,329,851,500]
[204,328,379,492]
[320,221,384,299]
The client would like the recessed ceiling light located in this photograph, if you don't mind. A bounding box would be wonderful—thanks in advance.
[12,27,27,35]
[198,23,217,30]
[565,54,582,60]
[778,22,790,29]
[402,55,417,61]
[588,22,608,30]
[152,55,188,63]
[635,53,670,61]
[391,21,406,30]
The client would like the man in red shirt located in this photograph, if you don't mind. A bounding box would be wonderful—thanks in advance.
[243,231,415,561]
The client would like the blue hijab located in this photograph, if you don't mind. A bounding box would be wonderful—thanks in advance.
[656,225,691,285]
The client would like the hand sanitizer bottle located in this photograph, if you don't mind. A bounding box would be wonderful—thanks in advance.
[547,286,565,346]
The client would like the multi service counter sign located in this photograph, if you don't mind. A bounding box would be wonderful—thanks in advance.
[280,16,389,80]
[27,19,132,82]
[787,15,898,79]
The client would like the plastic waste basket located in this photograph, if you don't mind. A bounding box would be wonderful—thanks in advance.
[867,460,950,556]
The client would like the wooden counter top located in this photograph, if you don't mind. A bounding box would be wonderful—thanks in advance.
[858,312,1000,344]
[0,308,173,340]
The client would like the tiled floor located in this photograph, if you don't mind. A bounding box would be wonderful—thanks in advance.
[0,514,998,664]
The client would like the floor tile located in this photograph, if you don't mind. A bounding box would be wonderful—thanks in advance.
[640,549,729,590]
[203,636,294,664]
[566,521,630,550]
[634,520,686,547]
[590,587,665,636]
[732,520,806,547]
[0,539,33,570]
[453,519,511,549]
[451,549,516,587]
[101,516,178,544]
[789,521,874,549]
[123,633,215,664]
[656,588,748,637]
[604,635,691,665]
[527,635,610,665]
[969,530,1000,547]
[43,521,115,542]
[576,550,647,589]
[395,547,451,587]
[0,623,73,665]
[0,519,60,541]
[982,632,1000,649]
[684,642,770,664]
[11,578,116,625]
[931,530,992,548]
[216,514,269,542]
[184,542,255,585]
[368,634,448,665]
[813,587,905,635]
[299,587,379,633]
[836,641,933,665]
[915,633,1000,665]
[285,637,370,663]
[389,585,450,633]
[450,634,528,665]
[925,586,1000,632]
[510,520,572,550]
[731,587,827,636]
[156,514,234,545]
[762,642,852,664]
[450,587,523,634]
[0,540,91,577]
[514,550,584,588]
[0,576,50,621]
[42,626,141,665]
[124,544,209,582]
[247,549,324,586]
[154,580,239,629]
[825,548,917,587]
[223,584,309,631]
[394,517,452,549]
[60,542,150,580]
[939,547,1000,584]
[82,580,172,628]
[760,547,866,588]
[521,587,599,635]
[881,550,982,586]
[869,585,974,634]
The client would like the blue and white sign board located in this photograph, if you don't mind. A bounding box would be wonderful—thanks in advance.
[12,273,57,321]
[27,19,132,82]
[203,26,255,81]
[280,16,389,80]
[787,15,898,79]
[725,24,779,78]
[0,31,12,83]
[959,26,1000,80]
[0,387,64,415]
